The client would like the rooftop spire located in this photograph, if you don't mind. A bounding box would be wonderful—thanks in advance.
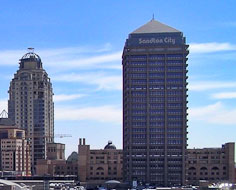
[152,13,155,21]
[27,47,35,53]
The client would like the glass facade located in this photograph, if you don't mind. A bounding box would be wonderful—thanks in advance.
[123,20,188,186]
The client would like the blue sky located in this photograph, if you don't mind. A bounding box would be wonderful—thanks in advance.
[0,0,236,157]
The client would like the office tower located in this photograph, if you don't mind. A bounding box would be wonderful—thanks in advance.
[122,19,188,186]
[8,49,54,172]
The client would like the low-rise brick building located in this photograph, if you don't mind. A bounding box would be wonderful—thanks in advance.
[78,138,123,183]
[35,139,123,184]
[0,118,31,176]
[186,142,235,185]
[36,139,235,186]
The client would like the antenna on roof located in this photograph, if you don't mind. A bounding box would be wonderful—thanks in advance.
[152,13,155,21]
[27,47,34,53]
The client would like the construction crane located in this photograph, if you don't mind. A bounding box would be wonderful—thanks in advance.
[26,134,72,140]
[55,134,72,138]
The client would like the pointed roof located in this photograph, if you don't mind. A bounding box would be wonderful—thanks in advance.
[131,19,180,34]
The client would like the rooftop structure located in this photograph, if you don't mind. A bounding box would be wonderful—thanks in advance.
[0,118,15,127]
[131,19,180,34]
[104,141,116,150]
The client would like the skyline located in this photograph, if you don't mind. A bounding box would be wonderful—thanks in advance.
[0,1,236,157]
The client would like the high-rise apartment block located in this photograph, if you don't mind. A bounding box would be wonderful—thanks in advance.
[8,50,54,172]
[122,19,189,186]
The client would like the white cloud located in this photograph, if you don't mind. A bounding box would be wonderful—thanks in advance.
[54,94,85,102]
[55,105,121,124]
[0,99,8,112]
[211,92,236,99]
[189,102,236,125]
[0,50,25,66]
[38,43,112,56]
[189,102,222,118]
[189,81,236,91]
[189,42,236,54]
[53,73,122,91]
[0,46,122,70]
[46,51,121,69]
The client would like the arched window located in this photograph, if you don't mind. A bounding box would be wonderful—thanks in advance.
[96,167,104,171]
[200,167,207,170]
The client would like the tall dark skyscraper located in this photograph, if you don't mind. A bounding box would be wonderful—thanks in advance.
[122,19,189,186]
[8,49,54,172]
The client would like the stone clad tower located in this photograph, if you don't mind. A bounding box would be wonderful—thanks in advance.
[122,19,189,186]
[8,49,54,173]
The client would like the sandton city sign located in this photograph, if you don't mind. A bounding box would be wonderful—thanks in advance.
[139,37,176,45]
